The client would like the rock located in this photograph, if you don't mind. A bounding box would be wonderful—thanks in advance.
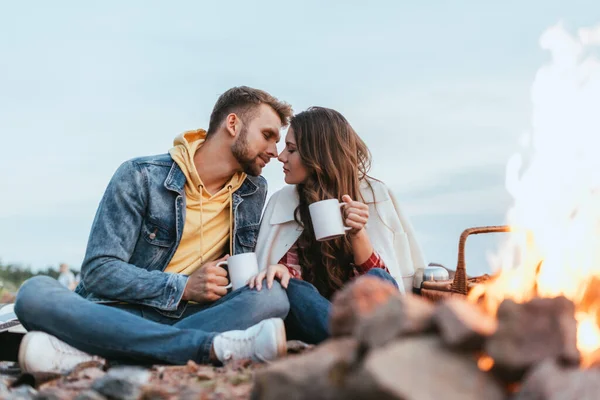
[34,388,68,400]
[71,361,107,375]
[91,367,150,400]
[252,338,358,400]
[514,359,600,400]
[0,382,10,397]
[177,387,208,400]
[195,369,216,382]
[73,366,106,382]
[355,294,435,350]
[330,276,399,337]
[106,367,150,386]
[39,366,106,393]
[348,335,505,400]
[74,390,108,400]
[0,361,21,376]
[138,387,173,400]
[286,340,315,354]
[433,297,497,351]
[12,372,61,389]
[6,385,37,400]
[485,297,580,383]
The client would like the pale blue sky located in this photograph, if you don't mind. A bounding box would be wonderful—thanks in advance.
[1,1,599,274]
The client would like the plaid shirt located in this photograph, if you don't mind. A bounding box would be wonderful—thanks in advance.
[278,242,389,280]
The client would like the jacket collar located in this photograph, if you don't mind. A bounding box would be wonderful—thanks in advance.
[164,161,260,196]
[270,185,299,225]
[164,162,187,194]
[237,175,260,197]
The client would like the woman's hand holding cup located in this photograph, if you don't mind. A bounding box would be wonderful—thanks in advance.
[341,195,369,236]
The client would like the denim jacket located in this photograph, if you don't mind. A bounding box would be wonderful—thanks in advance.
[75,153,267,317]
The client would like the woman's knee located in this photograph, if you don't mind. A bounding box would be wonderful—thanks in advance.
[252,280,290,319]
[15,276,60,325]
[285,277,320,299]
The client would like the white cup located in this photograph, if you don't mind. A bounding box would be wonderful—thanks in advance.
[308,199,352,241]
[216,253,259,291]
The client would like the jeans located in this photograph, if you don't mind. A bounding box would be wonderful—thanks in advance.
[284,268,398,344]
[14,275,289,365]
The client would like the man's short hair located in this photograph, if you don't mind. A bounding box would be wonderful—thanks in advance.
[207,86,293,136]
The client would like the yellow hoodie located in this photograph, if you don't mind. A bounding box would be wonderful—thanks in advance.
[165,129,246,275]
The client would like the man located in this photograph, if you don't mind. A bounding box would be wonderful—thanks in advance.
[15,86,293,374]
[57,263,76,291]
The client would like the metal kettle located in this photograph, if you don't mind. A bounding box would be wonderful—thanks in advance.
[413,264,450,293]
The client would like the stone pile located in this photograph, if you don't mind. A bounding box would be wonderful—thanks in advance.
[253,276,598,400]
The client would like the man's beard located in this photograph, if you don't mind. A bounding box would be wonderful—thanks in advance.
[231,126,263,176]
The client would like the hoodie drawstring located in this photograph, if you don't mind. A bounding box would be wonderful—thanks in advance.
[228,185,233,256]
[198,184,205,265]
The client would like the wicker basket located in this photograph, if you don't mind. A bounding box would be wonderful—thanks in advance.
[420,225,511,302]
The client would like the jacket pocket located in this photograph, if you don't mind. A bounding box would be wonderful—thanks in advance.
[143,220,174,248]
[139,220,175,270]
[236,224,259,251]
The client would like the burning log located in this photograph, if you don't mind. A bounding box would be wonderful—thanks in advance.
[485,297,580,383]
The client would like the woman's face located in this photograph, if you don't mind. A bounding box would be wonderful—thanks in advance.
[278,128,309,185]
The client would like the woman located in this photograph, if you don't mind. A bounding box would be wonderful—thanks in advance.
[249,107,426,344]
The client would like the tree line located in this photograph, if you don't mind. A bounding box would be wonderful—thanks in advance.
[0,262,65,292]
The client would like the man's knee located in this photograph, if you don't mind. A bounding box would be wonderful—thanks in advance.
[365,268,399,289]
[15,275,59,326]
[250,280,290,319]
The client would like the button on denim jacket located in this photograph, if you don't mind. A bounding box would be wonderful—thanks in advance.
[75,154,267,318]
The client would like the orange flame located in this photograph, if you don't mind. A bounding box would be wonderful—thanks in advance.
[468,22,600,366]
[477,354,495,372]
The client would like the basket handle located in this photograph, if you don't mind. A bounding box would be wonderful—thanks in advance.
[450,225,511,295]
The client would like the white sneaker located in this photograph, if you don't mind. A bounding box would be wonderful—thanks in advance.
[213,318,287,363]
[18,331,105,374]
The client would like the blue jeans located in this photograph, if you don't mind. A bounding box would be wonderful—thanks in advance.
[14,276,289,365]
[284,268,398,344]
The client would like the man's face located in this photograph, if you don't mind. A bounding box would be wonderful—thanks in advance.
[231,104,282,176]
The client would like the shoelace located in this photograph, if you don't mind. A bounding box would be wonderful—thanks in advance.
[222,336,254,361]
[220,324,266,361]
[50,336,96,358]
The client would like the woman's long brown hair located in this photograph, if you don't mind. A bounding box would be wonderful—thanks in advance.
[291,107,373,299]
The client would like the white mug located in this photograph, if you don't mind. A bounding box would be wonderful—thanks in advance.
[216,252,259,291]
[308,199,352,241]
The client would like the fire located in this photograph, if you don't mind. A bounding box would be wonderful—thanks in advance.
[468,22,600,365]
[477,354,495,372]
[576,312,600,356]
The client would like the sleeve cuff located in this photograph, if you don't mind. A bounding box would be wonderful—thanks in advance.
[356,251,386,273]
[286,266,302,280]
[165,273,189,310]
